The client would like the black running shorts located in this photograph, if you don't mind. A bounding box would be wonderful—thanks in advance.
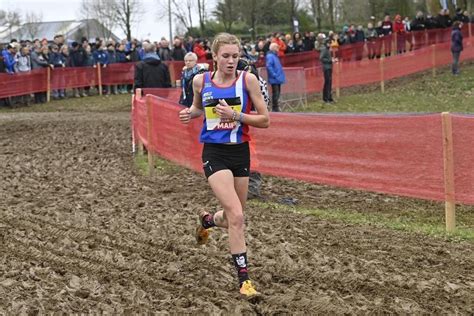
[202,142,250,179]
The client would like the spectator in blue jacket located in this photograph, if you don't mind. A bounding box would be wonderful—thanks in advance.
[49,44,67,99]
[93,42,109,94]
[451,21,463,75]
[116,43,128,93]
[265,42,286,112]
[106,43,118,94]
[93,43,109,66]
[2,43,17,74]
[69,41,87,97]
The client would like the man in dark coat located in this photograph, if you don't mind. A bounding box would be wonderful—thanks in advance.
[451,21,464,75]
[320,39,334,103]
[134,43,171,89]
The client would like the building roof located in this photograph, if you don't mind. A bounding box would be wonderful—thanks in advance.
[0,19,120,43]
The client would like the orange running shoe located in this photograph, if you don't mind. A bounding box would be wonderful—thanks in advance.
[195,210,212,245]
[240,280,260,298]
[195,225,211,245]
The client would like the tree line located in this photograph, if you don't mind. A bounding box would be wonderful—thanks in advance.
[2,0,472,43]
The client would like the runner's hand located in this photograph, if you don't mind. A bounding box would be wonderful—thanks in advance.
[179,108,192,124]
[216,99,233,119]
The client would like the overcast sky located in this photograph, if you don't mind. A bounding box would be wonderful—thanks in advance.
[1,0,211,41]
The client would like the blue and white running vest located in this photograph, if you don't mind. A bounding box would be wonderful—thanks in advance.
[199,71,251,144]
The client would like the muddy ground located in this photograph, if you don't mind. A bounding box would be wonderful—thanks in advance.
[0,107,473,314]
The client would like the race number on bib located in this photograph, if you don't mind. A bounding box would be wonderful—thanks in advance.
[204,97,242,130]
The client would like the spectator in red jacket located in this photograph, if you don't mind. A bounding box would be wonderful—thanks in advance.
[193,39,208,62]
[393,14,406,54]
[271,33,287,57]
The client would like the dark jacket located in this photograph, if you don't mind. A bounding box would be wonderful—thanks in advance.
[134,53,171,89]
[319,46,332,71]
[451,27,463,53]
[49,51,66,67]
[179,65,206,107]
[171,46,187,61]
[0,55,6,73]
[411,17,426,31]
[158,47,172,61]
[69,48,86,67]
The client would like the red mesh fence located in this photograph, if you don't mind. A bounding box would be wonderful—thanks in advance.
[0,68,47,97]
[131,95,149,149]
[132,95,474,205]
[50,66,98,90]
[452,114,474,205]
[252,113,445,202]
[141,88,181,102]
[280,51,320,68]
[258,67,307,108]
[147,95,203,172]
[101,63,135,85]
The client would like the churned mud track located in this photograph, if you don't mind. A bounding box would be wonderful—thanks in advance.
[1,110,473,314]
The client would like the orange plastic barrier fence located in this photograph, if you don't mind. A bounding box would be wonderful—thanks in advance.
[132,95,474,205]
[141,88,181,102]
[50,66,98,90]
[132,95,149,149]
[101,63,135,85]
[452,114,474,205]
[302,37,474,94]
[0,68,47,97]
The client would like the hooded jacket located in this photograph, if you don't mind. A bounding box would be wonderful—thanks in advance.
[134,53,171,89]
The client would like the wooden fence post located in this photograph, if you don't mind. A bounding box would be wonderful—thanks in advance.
[46,67,51,102]
[432,44,436,77]
[169,62,176,87]
[97,64,103,96]
[392,33,397,56]
[380,56,385,94]
[146,95,154,176]
[134,89,144,155]
[441,112,456,232]
[469,22,473,46]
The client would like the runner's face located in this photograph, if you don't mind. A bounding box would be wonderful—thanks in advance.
[215,44,239,75]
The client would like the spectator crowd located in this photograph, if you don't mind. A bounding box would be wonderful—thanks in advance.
[1,7,472,107]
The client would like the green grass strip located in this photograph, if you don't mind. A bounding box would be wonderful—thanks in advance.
[249,200,474,242]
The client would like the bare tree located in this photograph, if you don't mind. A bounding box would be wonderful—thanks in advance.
[309,0,323,32]
[156,0,195,37]
[288,0,300,31]
[239,0,258,40]
[0,10,5,23]
[213,0,238,32]
[115,0,144,41]
[24,11,43,40]
[197,0,207,33]
[80,0,117,40]
[328,0,335,30]
[171,0,194,31]
[425,0,442,14]
[2,9,22,40]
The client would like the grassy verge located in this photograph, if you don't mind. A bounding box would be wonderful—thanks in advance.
[297,61,474,113]
[249,199,474,242]
[133,153,182,176]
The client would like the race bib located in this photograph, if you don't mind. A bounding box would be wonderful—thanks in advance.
[204,97,242,130]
